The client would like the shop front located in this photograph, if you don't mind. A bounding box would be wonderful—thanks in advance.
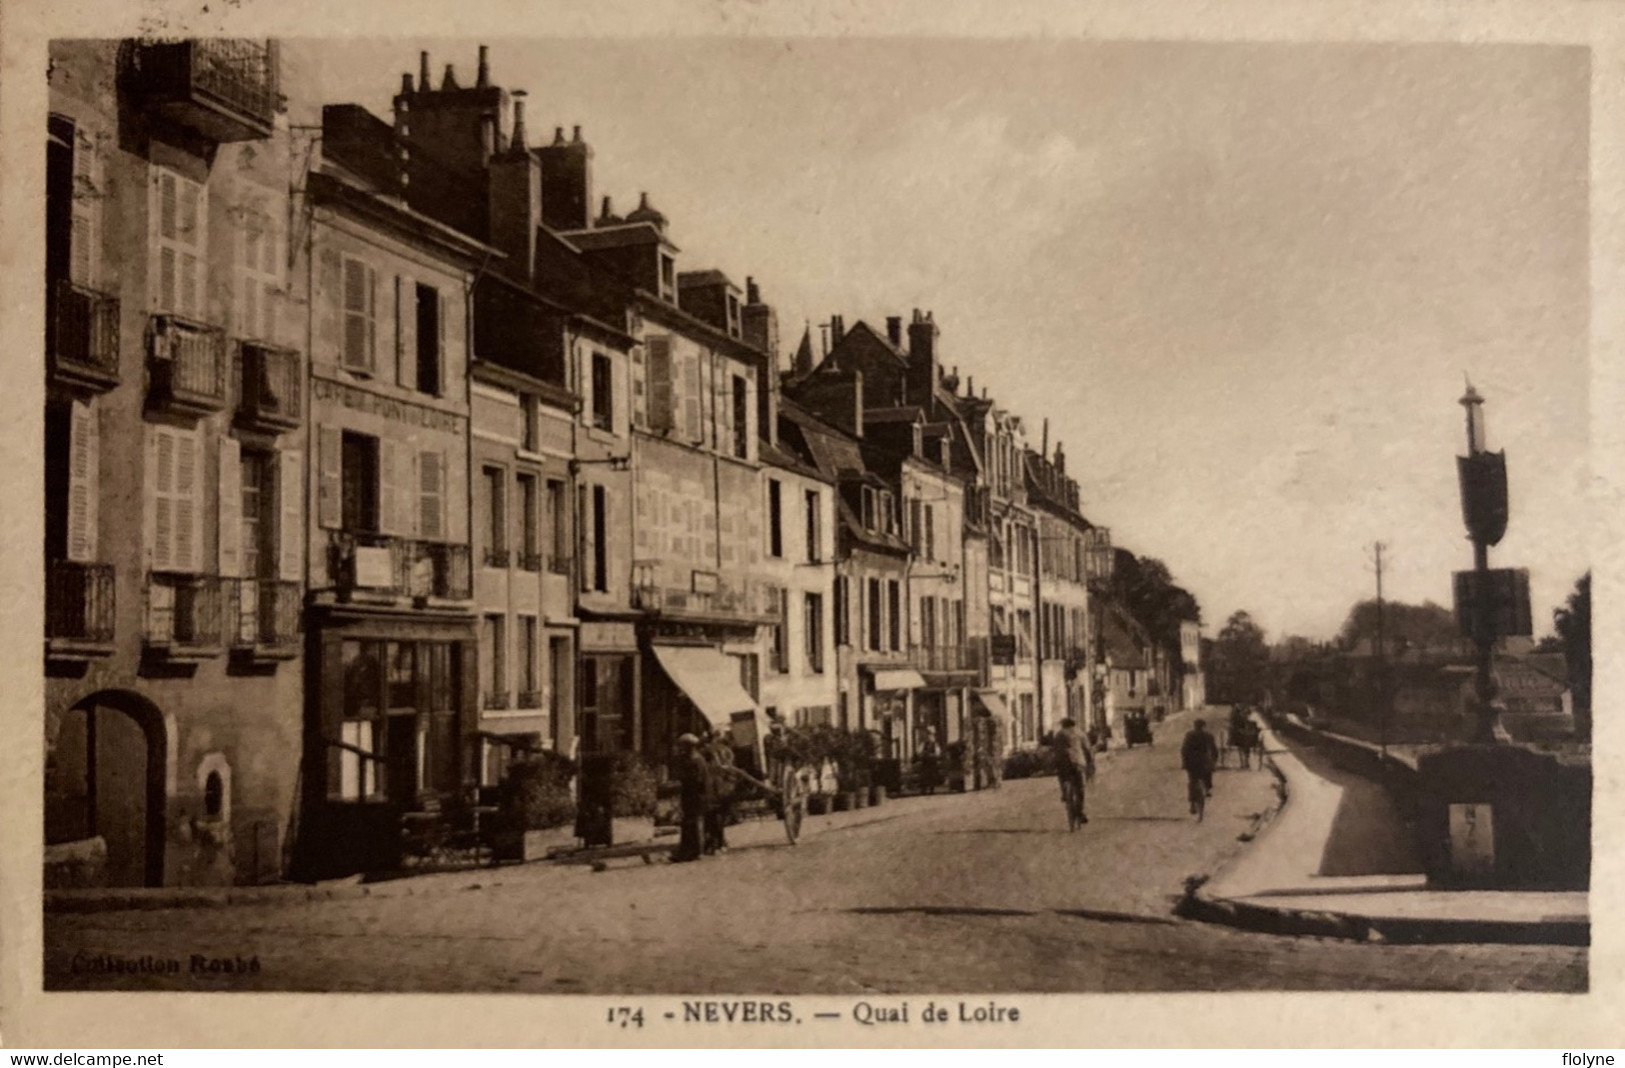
[296,605,477,879]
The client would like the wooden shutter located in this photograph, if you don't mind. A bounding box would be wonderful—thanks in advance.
[342,259,368,371]
[396,274,414,389]
[683,353,701,442]
[317,249,342,361]
[437,289,450,396]
[149,426,172,570]
[577,484,593,593]
[379,439,401,536]
[647,336,672,432]
[174,429,200,573]
[66,399,98,563]
[279,448,304,581]
[317,425,342,529]
[217,435,241,578]
[152,170,176,312]
[177,177,202,319]
[70,128,97,286]
[419,450,444,541]
[924,504,935,562]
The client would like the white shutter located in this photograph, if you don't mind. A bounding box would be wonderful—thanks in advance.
[66,400,98,563]
[279,448,304,581]
[152,170,176,313]
[578,484,594,593]
[647,336,672,432]
[379,439,401,536]
[70,129,97,287]
[317,425,342,529]
[178,178,201,319]
[436,289,449,397]
[151,426,176,571]
[318,249,342,362]
[365,264,378,373]
[174,429,200,573]
[396,275,413,388]
[419,450,444,541]
[217,435,241,578]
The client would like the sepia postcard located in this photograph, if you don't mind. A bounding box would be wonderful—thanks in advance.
[2,0,1622,1050]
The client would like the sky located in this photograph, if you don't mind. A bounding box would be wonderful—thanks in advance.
[287,38,1591,644]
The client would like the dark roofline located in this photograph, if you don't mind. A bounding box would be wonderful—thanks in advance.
[308,170,501,266]
[471,358,579,413]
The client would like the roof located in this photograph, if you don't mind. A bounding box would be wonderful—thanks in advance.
[1102,608,1148,669]
[308,169,501,266]
[863,405,926,425]
[558,221,678,254]
[677,269,736,289]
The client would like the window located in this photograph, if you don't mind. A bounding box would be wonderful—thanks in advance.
[659,254,675,302]
[517,473,539,569]
[481,614,506,708]
[237,205,281,343]
[341,257,377,373]
[1016,609,1034,658]
[521,394,539,452]
[731,374,748,459]
[548,636,570,749]
[920,595,937,648]
[415,283,441,396]
[770,587,789,673]
[148,424,201,573]
[767,479,783,558]
[547,479,569,574]
[151,167,206,319]
[804,592,824,673]
[805,490,821,563]
[337,640,383,801]
[726,292,741,338]
[338,431,379,534]
[590,352,613,431]
[867,577,882,652]
[240,449,275,580]
[482,466,507,567]
[833,576,849,646]
[519,615,539,702]
[880,492,896,535]
[888,580,901,651]
[861,487,876,532]
[924,504,935,563]
[908,498,922,554]
[579,483,607,592]
[580,655,634,753]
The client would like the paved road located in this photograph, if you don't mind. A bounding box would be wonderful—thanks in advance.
[45,717,1586,994]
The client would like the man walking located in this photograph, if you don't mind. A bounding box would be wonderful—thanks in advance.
[703,729,737,854]
[671,734,708,863]
[1181,717,1220,813]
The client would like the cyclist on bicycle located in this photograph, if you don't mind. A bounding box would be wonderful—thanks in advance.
[1051,718,1095,824]
[1180,718,1219,814]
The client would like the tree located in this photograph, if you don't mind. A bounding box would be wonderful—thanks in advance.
[1335,599,1458,655]
[1209,610,1269,705]
[1110,552,1202,670]
[1553,572,1591,739]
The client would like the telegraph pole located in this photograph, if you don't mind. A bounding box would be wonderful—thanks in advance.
[1370,541,1389,756]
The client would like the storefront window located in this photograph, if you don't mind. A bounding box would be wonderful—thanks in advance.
[338,640,383,801]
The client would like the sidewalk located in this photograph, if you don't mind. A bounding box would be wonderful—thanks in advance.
[1186,718,1589,945]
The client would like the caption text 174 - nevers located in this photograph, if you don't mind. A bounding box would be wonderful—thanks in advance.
[606,1000,1020,1029]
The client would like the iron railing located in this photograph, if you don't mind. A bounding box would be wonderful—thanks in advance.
[516,689,543,709]
[133,39,278,139]
[144,572,223,649]
[228,578,301,648]
[46,560,115,643]
[909,642,987,675]
[149,314,227,412]
[236,342,301,429]
[48,280,121,388]
[328,534,472,601]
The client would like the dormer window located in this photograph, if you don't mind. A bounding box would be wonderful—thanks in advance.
[726,292,741,339]
[659,253,675,303]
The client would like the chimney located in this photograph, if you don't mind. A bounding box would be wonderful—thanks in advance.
[1041,417,1049,459]
[743,276,780,371]
[886,316,903,348]
[966,375,973,397]
[400,72,414,95]
[539,124,593,231]
[746,276,760,304]
[420,51,431,92]
[1054,441,1066,475]
[391,95,412,197]
[509,92,528,152]
[830,315,845,346]
[573,125,582,142]
[852,372,864,439]
[477,45,490,88]
[906,308,938,414]
[442,63,459,91]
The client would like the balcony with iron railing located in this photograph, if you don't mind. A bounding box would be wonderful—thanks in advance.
[46,560,116,657]
[148,314,228,416]
[143,572,224,659]
[516,689,543,710]
[129,39,278,143]
[328,532,472,603]
[235,342,302,433]
[48,279,121,394]
[484,691,510,712]
[908,641,987,678]
[631,576,776,623]
[227,578,301,659]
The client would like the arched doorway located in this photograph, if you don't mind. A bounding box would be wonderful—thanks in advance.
[45,691,167,887]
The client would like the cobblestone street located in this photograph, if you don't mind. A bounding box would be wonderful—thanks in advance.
[45,733,1586,994]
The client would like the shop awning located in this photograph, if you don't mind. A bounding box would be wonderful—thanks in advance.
[972,690,1010,720]
[870,668,928,691]
[652,644,759,729]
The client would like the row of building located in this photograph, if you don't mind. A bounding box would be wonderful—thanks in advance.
[43,40,1203,888]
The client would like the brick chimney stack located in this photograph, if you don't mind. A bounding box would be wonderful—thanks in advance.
[906,308,939,417]
[886,316,903,348]
[538,123,593,231]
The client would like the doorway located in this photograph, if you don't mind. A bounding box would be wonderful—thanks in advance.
[45,692,167,887]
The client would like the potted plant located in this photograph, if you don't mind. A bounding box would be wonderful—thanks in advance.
[493,749,577,861]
